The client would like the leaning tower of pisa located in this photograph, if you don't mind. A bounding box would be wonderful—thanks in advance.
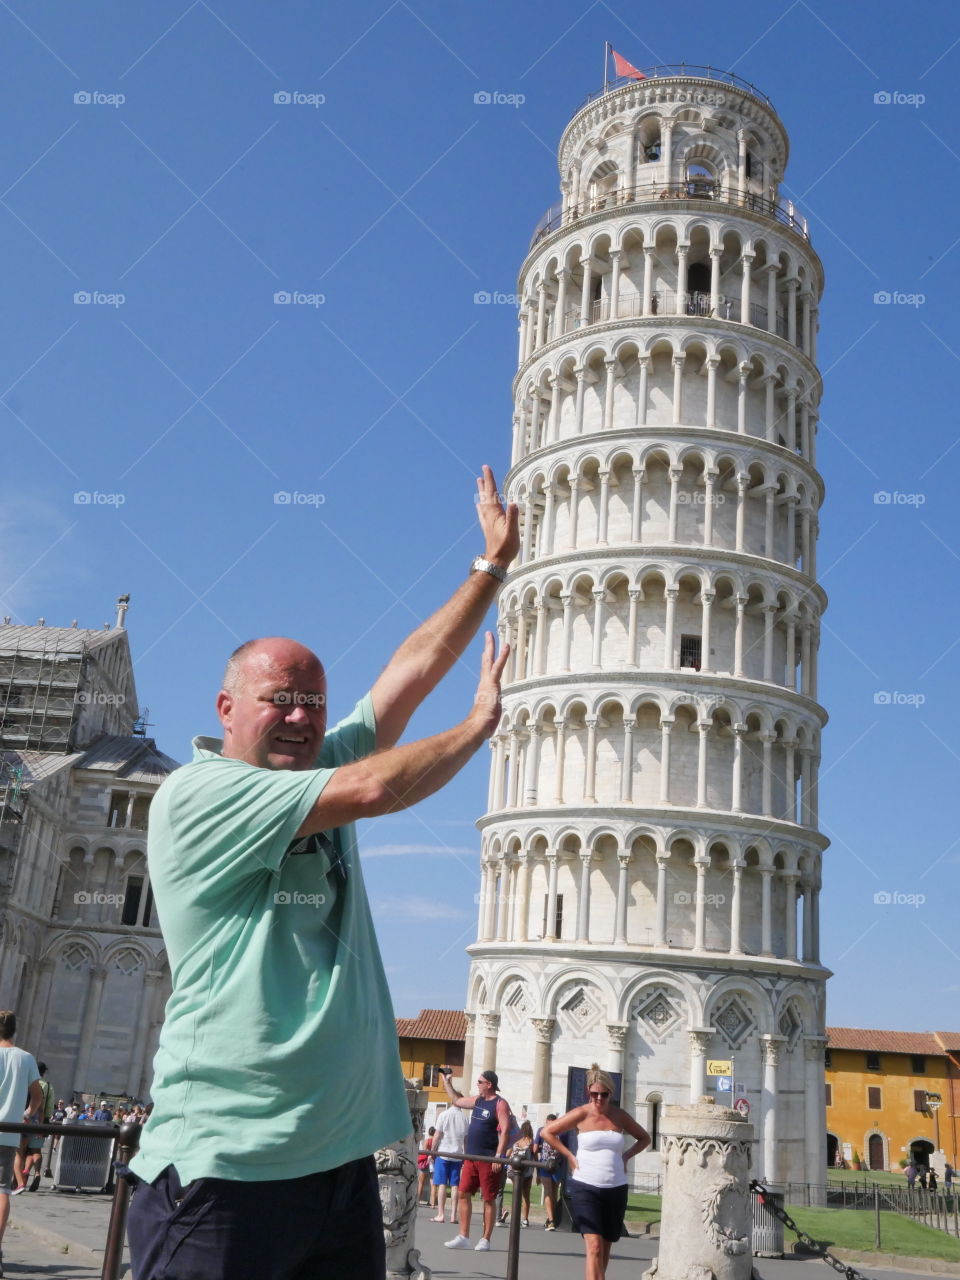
[464,66,828,1188]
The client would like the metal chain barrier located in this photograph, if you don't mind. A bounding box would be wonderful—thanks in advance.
[751,1180,876,1280]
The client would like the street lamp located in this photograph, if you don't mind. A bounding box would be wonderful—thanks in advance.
[926,1092,943,1155]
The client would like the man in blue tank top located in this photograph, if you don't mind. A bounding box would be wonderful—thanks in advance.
[441,1069,511,1252]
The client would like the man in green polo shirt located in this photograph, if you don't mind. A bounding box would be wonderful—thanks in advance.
[127,466,518,1280]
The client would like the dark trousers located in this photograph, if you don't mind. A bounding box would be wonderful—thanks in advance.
[127,1156,385,1280]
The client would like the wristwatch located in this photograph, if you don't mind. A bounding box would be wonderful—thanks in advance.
[471,556,507,582]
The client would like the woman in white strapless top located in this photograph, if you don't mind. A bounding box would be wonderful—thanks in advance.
[541,1064,650,1280]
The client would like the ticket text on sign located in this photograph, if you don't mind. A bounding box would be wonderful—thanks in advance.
[706,1059,732,1076]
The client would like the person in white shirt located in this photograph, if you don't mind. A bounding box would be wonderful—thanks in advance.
[429,1101,470,1224]
[541,1064,650,1280]
[0,1011,43,1278]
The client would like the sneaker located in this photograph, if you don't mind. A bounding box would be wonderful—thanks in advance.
[522,1218,529,1228]
[475,1238,491,1251]
[545,1221,556,1231]
[10,1186,25,1196]
[29,1173,41,1192]
[444,1235,472,1250]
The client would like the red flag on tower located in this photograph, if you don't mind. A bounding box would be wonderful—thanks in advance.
[611,48,646,81]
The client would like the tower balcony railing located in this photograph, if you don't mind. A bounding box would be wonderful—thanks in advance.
[580,291,785,335]
[579,65,775,110]
[529,181,809,250]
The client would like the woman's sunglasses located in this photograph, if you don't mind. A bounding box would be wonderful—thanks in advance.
[589,1090,610,1099]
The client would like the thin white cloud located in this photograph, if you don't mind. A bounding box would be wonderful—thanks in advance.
[362,843,475,858]
[373,895,469,921]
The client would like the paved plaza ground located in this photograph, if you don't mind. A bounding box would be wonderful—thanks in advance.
[0,1188,956,1279]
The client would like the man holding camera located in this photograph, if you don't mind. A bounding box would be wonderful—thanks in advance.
[441,1068,512,1252]
[127,467,518,1280]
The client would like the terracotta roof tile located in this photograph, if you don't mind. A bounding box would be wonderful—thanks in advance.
[826,1027,952,1055]
[395,1009,466,1043]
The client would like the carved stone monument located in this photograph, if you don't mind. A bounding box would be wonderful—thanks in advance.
[645,1101,754,1280]
[376,1079,431,1280]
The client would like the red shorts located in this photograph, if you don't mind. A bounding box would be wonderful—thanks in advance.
[458,1158,504,1201]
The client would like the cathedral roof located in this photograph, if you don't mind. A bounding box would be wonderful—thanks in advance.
[396,1009,466,1043]
[0,749,82,784]
[0,624,125,654]
[826,1027,957,1056]
[73,735,180,780]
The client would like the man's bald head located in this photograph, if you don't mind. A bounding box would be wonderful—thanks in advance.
[223,637,325,695]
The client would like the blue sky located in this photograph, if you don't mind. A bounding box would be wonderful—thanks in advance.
[1,1,958,1029]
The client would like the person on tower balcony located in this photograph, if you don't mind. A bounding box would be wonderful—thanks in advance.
[440,1068,513,1253]
[124,467,519,1280]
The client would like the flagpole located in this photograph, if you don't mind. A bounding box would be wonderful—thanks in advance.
[603,41,609,95]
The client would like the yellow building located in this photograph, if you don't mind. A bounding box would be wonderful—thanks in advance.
[825,1028,960,1172]
[396,1009,466,1107]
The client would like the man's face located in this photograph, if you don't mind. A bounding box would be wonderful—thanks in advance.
[476,1076,495,1100]
[217,643,328,771]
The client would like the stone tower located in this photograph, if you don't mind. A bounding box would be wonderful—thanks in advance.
[464,65,828,1188]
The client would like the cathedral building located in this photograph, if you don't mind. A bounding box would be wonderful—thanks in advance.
[0,599,176,1102]
[464,65,827,1188]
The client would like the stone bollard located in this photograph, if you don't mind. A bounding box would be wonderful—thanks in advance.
[645,1100,754,1280]
[375,1079,432,1280]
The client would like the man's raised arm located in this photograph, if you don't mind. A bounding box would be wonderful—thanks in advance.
[296,632,507,837]
[370,465,519,751]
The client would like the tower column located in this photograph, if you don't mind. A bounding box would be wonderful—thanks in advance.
[636,359,649,425]
[552,719,567,803]
[567,477,580,546]
[671,356,685,423]
[74,965,108,1094]
[688,1029,713,1102]
[560,593,574,670]
[583,717,599,802]
[705,356,719,428]
[675,245,689,315]
[541,483,556,556]
[693,858,708,950]
[523,724,541,805]
[765,263,778,334]
[696,721,710,808]
[545,851,560,940]
[546,374,561,443]
[709,246,721,313]
[740,252,754,325]
[480,1013,500,1074]
[655,856,669,945]
[481,859,498,939]
[607,1023,629,1080]
[733,593,747,677]
[631,468,644,541]
[703,471,717,546]
[620,718,634,802]
[576,849,593,941]
[514,853,530,942]
[762,604,777,680]
[732,722,746,812]
[614,850,631,943]
[555,267,571,339]
[608,249,622,319]
[659,718,674,803]
[729,860,744,953]
[700,589,714,672]
[591,590,605,668]
[737,363,749,433]
[534,599,549,675]
[626,590,641,664]
[574,367,587,434]
[760,867,774,954]
[531,1019,555,1101]
[661,118,674,186]
[642,247,655,315]
[804,1037,828,1187]
[603,358,617,430]
[667,469,682,542]
[579,258,593,326]
[663,588,678,669]
[783,870,799,960]
[761,733,775,815]
[760,1035,786,1184]
[597,470,611,544]
[535,281,548,347]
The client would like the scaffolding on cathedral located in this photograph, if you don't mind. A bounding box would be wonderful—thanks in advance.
[0,634,86,753]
